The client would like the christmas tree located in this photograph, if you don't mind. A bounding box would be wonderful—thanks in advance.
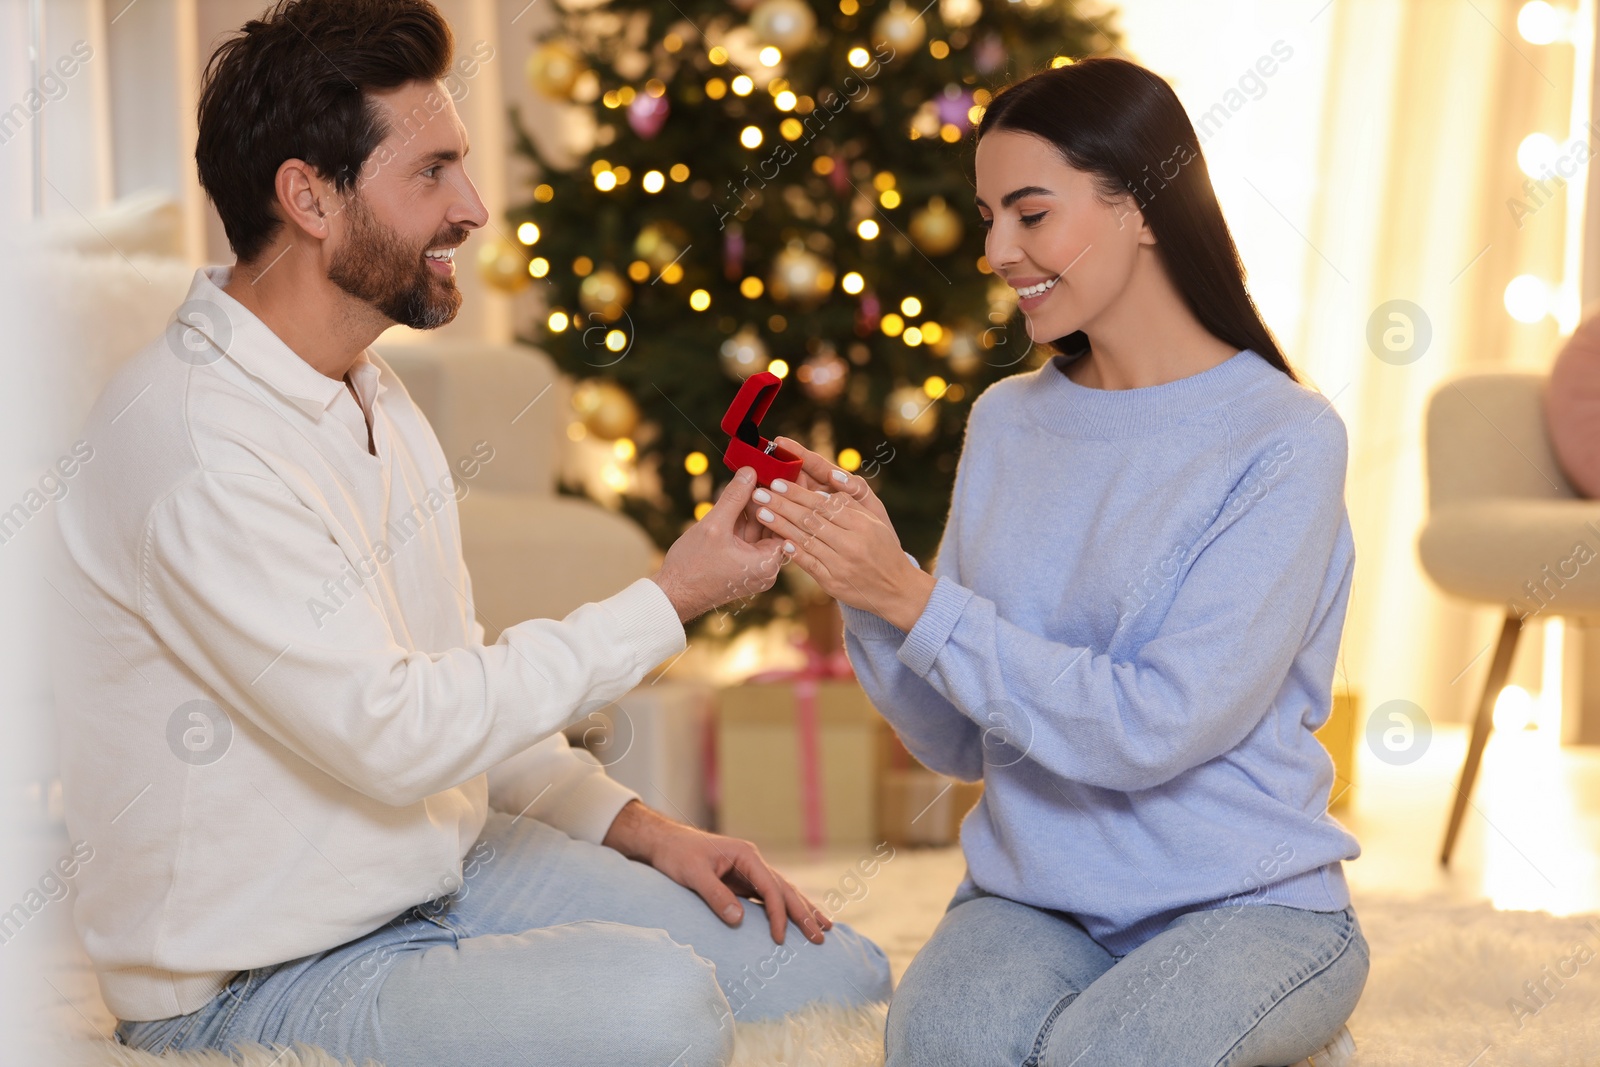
[501,0,1120,635]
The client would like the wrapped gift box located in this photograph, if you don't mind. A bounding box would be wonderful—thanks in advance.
[715,680,882,848]
[877,724,983,847]
[565,680,716,829]
[1315,688,1358,811]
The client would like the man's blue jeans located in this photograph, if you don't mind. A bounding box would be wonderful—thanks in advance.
[112,811,893,1067]
[886,880,1369,1067]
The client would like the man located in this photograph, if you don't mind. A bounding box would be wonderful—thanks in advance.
[48,2,890,1064]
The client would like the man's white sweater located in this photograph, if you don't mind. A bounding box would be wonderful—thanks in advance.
[49,266,686,1022]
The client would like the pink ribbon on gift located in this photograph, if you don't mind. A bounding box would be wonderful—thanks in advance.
[748,637,855,848]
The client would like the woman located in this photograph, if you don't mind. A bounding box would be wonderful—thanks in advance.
[750,57,1368,1067]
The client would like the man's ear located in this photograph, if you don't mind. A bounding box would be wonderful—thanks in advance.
[273,158,336,242]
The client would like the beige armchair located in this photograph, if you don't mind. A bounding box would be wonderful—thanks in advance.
[374,340,658,641]
[1417,371,1597,865]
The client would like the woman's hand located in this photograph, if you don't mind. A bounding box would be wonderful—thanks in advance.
[747,466,937,632]
[773,436,892,527]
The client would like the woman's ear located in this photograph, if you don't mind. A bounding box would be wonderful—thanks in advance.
[1108,193,1151,242]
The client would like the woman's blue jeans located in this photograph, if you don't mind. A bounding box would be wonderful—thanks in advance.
[112,811,893,1067]
[885,880,1369,1067]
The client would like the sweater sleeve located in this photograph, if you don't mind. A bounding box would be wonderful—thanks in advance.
[139,468,686,809]
[894,417,1347,792]
[485,733,641,844]
[840,458,983,782]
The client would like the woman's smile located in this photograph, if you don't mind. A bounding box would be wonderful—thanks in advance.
[1010,274,1060,312]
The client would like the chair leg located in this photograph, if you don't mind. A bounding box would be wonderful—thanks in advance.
[1439,611,1523,867]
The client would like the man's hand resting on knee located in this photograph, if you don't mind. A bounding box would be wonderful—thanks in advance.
[602,799,834,945]
[652,466,788,624]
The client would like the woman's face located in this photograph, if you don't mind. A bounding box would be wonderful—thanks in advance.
[973,129,1150,346]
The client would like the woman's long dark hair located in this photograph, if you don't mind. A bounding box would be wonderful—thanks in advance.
[976,57,1298,383]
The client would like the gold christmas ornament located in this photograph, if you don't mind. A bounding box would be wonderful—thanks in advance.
[578,268,632,321]
[634,222,689,271]
[750,0,817,51]
[987,276,1020,318]
[719,325,769,379]
[797,347,849,401]
[939,0,983,28]
[909,196,964,256]
[526,40,585,99]
[572,379,640,440]
[768,242,835,305]
[943,321,983,375]
[910,101,943,140]
[476,238,531,292]
[872,1,926,55]
[884,383,939,439]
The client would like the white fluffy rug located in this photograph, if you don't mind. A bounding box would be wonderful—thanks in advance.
[52,1001,890,1067]
[49,894,1600,1067]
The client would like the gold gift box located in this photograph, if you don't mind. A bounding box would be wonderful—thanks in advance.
[715,680,882,847]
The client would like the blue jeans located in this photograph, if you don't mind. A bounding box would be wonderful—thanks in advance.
[112,811,892,1067]
[886,880,1368,1067]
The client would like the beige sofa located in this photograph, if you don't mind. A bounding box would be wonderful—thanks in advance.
[374,339,657,640]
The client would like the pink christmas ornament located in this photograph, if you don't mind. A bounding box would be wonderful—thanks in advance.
[857,290,882,334]
[627,93,670,139]
[828,153,850,197]
[937,86,977,129]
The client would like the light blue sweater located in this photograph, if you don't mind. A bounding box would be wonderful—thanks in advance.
[841,348,1360,955]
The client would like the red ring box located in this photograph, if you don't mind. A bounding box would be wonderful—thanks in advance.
[721,371,803,486]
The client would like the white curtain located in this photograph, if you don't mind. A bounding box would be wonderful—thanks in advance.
[1120,0,1594,730]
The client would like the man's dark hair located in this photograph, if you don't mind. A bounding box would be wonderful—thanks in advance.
[196,0,453,263]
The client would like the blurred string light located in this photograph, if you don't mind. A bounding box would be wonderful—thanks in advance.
[1516,131,1561,176]
[1493,684,1538,731]
[1518,1,1573,43]
[1505,273,1553,323]
[1505,2,1591,334]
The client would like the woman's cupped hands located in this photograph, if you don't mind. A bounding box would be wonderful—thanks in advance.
[745,436,936,632]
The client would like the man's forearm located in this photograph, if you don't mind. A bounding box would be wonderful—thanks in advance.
[602,798,672,862]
